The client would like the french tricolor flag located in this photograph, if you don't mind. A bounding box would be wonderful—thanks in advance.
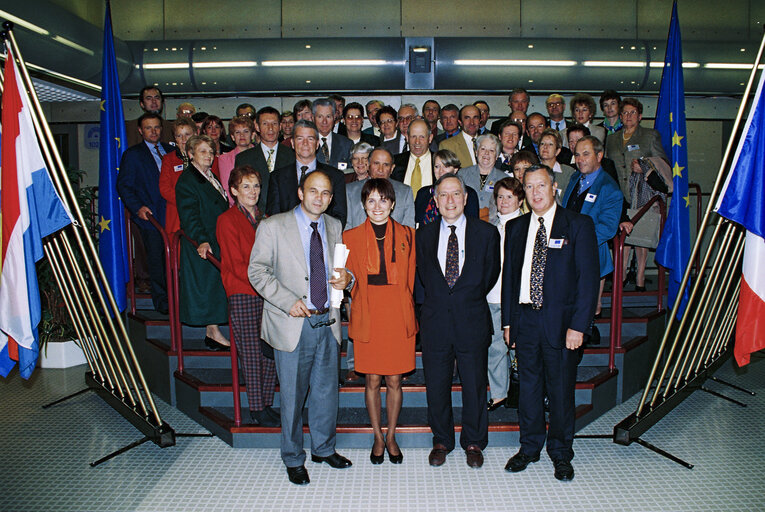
[0,50,73,379]
[715,66,765,367]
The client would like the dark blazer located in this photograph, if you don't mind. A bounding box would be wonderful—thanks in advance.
[116,141,174,230]
[381,132,405,155]
[316,132,353,169]
[416,216,500,345]
[391,150,434,183]
[266,161,348,228]
[501,207,599,347]
[356,132,380,147]
[235,144,296,212]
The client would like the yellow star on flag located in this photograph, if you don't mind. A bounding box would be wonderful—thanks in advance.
[672,131,684,147]
[672,162,684,178]
[683,194,690,208]
[100,100,106,111]
[98,216,112,233]
[670,112,673,123]
[114,137,121,148]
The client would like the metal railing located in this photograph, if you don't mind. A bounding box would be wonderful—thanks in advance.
[687,182,702,276]
[608,195,667,370]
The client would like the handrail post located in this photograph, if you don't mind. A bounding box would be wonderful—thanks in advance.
[688,183,703,276]
[124,209,136,316]
[173,231,185,373]
[229,316,242,427]
[146,214,176,352]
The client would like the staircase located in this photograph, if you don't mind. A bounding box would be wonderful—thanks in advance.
[127,287,665,449]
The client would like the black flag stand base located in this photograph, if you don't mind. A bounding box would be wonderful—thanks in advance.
[42,372,213,467]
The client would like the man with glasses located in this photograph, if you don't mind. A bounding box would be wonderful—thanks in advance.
[545,94,568,132]
[249,169,355,486]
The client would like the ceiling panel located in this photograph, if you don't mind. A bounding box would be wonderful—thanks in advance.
[111,0,164,40]
[163,0,282,39]
[282,0,401,37]
[521,0,636,39]
[638,0,750,41]
[402,0,520,37]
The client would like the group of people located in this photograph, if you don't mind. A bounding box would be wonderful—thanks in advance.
[116,85,671,485]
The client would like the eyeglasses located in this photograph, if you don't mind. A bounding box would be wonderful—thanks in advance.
[380,118,396,125]
[547,101,564,107]
[307,316,336,329]
[622,110,640,117]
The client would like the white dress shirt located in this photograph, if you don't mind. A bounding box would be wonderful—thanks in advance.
[519,203,556,304]
[460,131,478,165]
[487,209,522,304]
[437,214,467,276]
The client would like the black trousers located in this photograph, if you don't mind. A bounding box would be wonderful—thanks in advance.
[422,334,489,451]
[515,306,578,462]
[137,225,168,312]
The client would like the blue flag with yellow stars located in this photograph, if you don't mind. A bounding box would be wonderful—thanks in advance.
[98,2,129,312]
[655,1,691,319]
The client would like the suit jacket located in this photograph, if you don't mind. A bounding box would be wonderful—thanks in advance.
[266,161,348,228]
[348,132,380,147]
[501,206,599,346]
[459,165,509,212]
[414,185,480,225]
[605,124,668,198]
[416,216,500,347]
[344,178,415,230]
[391,151,435,183]
[235,144,296,212]
[381,132,406,156]
[553,163,576,201]
[125,117,174,148]
[117,141,175,230]
[438,132,475,168]
[316,132,353,170]
[562,169,623,277]
[248,210,344,351]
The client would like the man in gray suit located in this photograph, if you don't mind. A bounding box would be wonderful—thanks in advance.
[249,170,354,485]
[345,148,415,230]
[314,98,353,171]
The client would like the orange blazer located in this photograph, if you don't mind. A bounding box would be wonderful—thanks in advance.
[343,219,417,343]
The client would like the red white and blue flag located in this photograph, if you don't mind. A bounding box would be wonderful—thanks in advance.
[0,50,73,379]
[715,66,765,367]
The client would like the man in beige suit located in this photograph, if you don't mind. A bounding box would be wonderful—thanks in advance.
[249,170,354,485]
[438,104,481,167]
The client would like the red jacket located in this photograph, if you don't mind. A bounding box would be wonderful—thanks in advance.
[216,206,259,297]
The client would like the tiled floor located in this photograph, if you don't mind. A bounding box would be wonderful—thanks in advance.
[1,353,764,512]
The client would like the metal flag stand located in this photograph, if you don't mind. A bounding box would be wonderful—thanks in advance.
[0,21,212,467]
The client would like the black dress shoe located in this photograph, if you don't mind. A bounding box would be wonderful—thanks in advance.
[488,398,507,411]
[250,409,279,427]
[286,465,310,485]
[635,285,647,292]
[386,445,403,464]
[505,451,540,472]
[311,452,352,468]
[263,406,280,422]
[370,448,384,465]
[553,459,575,481]
[204,336,227,351]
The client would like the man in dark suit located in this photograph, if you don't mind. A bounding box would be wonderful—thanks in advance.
[391,120,434,198]
[235,106,296,212]
[546,94,569,132]
[267,120,347,228]
[501,164,599,481]
[528,112,573,166]
[496,120,523,173]
[432,103,461,150]
[116,113,175,314]
[490,88,531,135]
[125,86,174,147]
[416,173,500,468]
[313,98,353,171]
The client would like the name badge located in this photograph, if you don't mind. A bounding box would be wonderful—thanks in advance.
[585,193,598,203]
[487,185,494,191]
[548,238,564,249]
[337,162,348,171]
[627,144,640,151]
[174,164,184,172]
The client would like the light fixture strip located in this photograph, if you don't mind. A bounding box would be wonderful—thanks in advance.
[261,60,389,67]
[0,10,49,35]
[52,35,94,56]
[454,59,576,67]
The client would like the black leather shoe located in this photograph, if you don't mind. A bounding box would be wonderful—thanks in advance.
[505,451,540,472]
[553,459,575,481]
[386,445,403,464]
[635,285,647,292]
[204,336,227,351]
[370,448,384,465]
[311,452,352,468]
[250,409,279,427]
[264,406,280,422]
[488,398,507,411]
[286,465,310,485]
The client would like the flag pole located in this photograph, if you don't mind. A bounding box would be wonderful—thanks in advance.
[635,28,765,417]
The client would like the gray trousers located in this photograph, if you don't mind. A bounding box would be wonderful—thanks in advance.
[488,302,510,401]
[273,313,339,467]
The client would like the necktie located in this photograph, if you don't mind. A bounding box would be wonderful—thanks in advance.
[321,137,330,162]
[445,225,459,288]
[555,122,561,131]
[309,222,328,309]
[411,157,422,197]
[530,217,547,309]
[300,165,308,183]
[266,148,275,172]
[576,175,586,196]
[153,143,163,171]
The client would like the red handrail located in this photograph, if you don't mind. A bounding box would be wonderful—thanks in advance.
[125,212,136,315]
[172,230,243,427]
[609,195,667,370]
[145,213,177,353]
[688,182,702,276]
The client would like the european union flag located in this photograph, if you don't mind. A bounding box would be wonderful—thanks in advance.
[98,3,129,312]
[655,1,691,319]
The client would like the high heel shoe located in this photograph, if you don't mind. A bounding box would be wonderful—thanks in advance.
[370,448,384,465]
[386,443,403,464]
[204,336,227,351]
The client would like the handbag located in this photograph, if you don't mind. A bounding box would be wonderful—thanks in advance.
[626,162,664,249]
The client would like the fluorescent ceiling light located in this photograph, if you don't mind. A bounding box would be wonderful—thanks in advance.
[261,60,389,67]
[52,35,94,56]
[583,61,644,67]
[193,61,258,68]
[143,62,189,70]
[454,59,576,66]
[704,63,765,70]
[412,47,429,53]
[25,62,100,91]
[0,10,49,35]
[648,61,700,68]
